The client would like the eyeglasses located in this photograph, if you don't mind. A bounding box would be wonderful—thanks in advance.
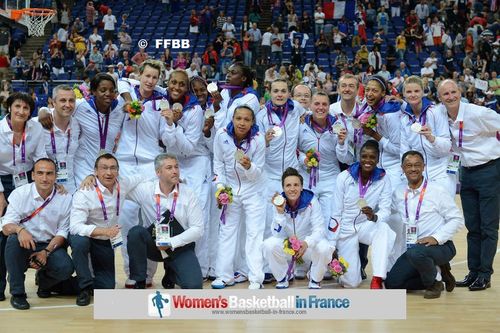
[294,94,311,98]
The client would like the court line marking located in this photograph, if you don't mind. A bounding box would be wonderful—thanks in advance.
[0,303,93,312]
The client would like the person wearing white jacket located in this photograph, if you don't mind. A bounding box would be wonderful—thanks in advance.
[115,60,169,287]
[212,105,266,290]
[359,75,403,190]
[325,141,395,289]
[70,74,125,186]
[256,79,305,282]
[211,63,260,132]
[400,76,455,197]
[298,92,353,226]
[329,74,367,163]
[263,167,331,289]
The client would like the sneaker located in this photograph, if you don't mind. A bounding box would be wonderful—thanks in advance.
[10,295,30,310]
[308,280,321,289]
[370,276,383,289]
[234,271,248,283]
[424,280,444,299]
[125,278,136,289]
[263,273,276,284]
[248,282,263,290]
[275,280,289,289]
[76,288,92,306]
[439,263,456,292]
[211,278,235,289]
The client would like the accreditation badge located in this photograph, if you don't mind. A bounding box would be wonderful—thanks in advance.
[446,153,460,174]
[13,172,28,188]
[156,224,171,247]
[406,222,418,249]
[56,160,68,183]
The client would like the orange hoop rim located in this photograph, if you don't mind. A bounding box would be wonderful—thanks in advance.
[11,8,55,21]
[22,8,56,17]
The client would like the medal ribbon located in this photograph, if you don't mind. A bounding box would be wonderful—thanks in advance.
[358,170,372,199]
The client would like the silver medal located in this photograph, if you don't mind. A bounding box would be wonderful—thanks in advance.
[273,126,282,137]
[273,195,285,206]
[159,99,170,110]
[207,82,218,94]
[357,198,368,209]
[410,122,422,133]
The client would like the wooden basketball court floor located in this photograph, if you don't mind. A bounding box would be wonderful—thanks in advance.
[1,217,499,332]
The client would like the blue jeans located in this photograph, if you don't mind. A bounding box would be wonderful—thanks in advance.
[127,226,202,289]
[69,235,115,290]
[385,241,456,289]
[5,235,73,296]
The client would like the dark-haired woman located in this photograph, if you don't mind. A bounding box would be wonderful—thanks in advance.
[212,62,260,132]
[0,92,47,300]
[212,106,266,290]
[359,75,403,189]
[71,73,125,185]
[326,141,395,289]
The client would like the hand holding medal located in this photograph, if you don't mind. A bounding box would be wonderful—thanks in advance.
[272,192,286,214]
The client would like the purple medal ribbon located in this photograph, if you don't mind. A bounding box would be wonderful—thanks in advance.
[266,102,289,128]
[309,167,318,189]
[358,170,372,198]
[220,205,227,225]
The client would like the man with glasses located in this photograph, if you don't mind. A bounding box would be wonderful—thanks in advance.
[69,154,144,306]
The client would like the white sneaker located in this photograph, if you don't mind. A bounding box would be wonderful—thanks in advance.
[125,278,136,289]
[308,280,321,289]
[234,271,248,283]
[248,282,263,290]
[211,278,235,289]
[275,280,289,289]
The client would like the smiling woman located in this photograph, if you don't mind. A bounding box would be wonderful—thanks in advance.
[0,92,48,301]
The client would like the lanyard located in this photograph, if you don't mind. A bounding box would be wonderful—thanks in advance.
[7,117,26,166]
[458,121,463,148]
[156,188,178,224]
[310,116,332,134]
[50,128,71,155]
[358,171,372,198]
[20,188,57,223]
[404,180,428,223]
[95,181,120,221]
[266,102,289,128]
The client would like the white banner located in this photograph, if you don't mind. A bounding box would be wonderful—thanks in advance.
[475,79,488,91]
[94,289,406,320]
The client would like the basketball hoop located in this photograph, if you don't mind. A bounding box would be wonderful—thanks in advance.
[12,8,56,37]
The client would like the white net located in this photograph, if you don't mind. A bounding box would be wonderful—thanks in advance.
[22,9,55,37]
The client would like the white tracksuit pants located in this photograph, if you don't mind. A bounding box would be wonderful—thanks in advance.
[263,237,332,283]
[337,221,396,288]
[215,191,266,284]
[178,155,212,277]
